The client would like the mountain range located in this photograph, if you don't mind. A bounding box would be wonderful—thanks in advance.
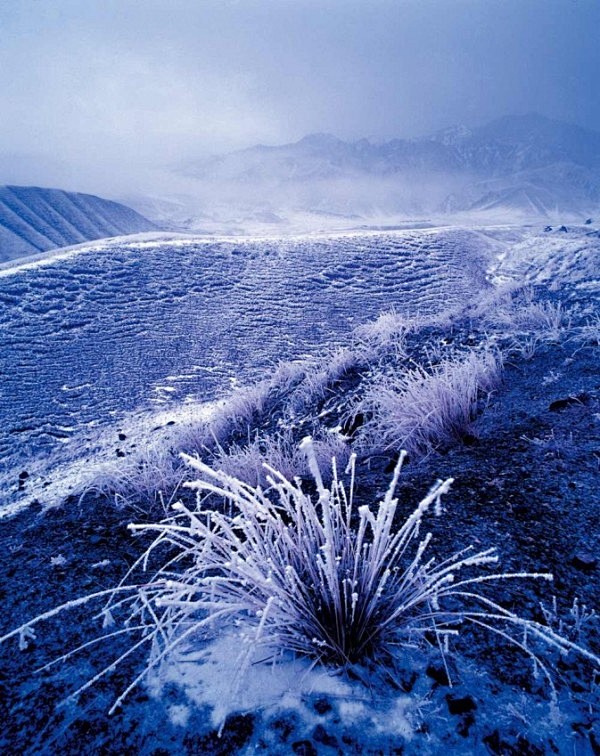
[1,114,598,255]
[174,114,600,222]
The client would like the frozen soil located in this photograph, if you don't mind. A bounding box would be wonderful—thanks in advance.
[1,298,599,754]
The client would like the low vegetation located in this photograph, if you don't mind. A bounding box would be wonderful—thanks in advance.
[77,285,578,509]
[2,439,598,721]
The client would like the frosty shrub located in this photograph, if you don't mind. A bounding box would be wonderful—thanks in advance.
[353,308,411,358]
[79,443,184,509]
[576,313,600,347]
[484,293,572,345]
[5,439,597,715]
[213,429,350,488]
[355,349,502,455]
[513,300,571,342]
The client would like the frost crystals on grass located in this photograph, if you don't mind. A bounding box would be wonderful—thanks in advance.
[122,439,598,701]
[1,439,598,717]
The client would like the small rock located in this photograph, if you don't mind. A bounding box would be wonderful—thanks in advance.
[457,712,475,737]
[313,697,332,715]
[19,470,29,480]
[292,740,317,756]
[313,724,338,748]
[571,553,597,572]
[426,662,451,686]
[271,716,295,742]
[446,694,477,715]
[118,432,127,441]
[483,731,544,755]
[116,448,126,457]
[549,394,588,412]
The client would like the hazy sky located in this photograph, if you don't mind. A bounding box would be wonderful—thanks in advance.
[0,0,599,193]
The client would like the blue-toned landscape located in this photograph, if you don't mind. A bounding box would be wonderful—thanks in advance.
[0,2,598,754]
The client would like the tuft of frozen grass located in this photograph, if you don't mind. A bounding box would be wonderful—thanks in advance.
[484,292,572,345]
[1,440,599,717]
[353,308,411,359]
[515,301,571,342]
[213,430,350,488]
[79,443,185,511]
[355,349,502,456]
[288,347,363,415]
[575,313,600,347]
[466,281,523,320]
[540,596,597,644]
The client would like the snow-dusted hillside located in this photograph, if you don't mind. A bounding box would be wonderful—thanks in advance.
[0,226,503,509]
[0,185,158,262]
[2,222,598,514]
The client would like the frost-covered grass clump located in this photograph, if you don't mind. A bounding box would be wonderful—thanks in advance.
[212,428,350,488]
[354,349,502,455]
[1,439,599,716]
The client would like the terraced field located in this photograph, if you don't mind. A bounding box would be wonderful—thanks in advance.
[0,227,503,508]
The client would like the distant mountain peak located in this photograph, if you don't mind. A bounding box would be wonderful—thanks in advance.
[174,113,600,219]
[297,133,344,148]
[428,124,473,146]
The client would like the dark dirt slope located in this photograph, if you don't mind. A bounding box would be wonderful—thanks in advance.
[383,337,599,610]
[0,310,598,753]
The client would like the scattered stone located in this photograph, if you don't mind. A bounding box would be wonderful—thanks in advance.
[559,225,568,233]
[313,697,332,715]
[118,432,127,441]
[446,694,477,715]
[426,662,451,686]
[271,716,295,742]
[116,448,126,457]
[483,730,544,755]
[19,470,29,480]
[313,724,338,748]
[457,713,476,737]
[292,740,318,756]
[549,393,589,412]
[571,552,597,572]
